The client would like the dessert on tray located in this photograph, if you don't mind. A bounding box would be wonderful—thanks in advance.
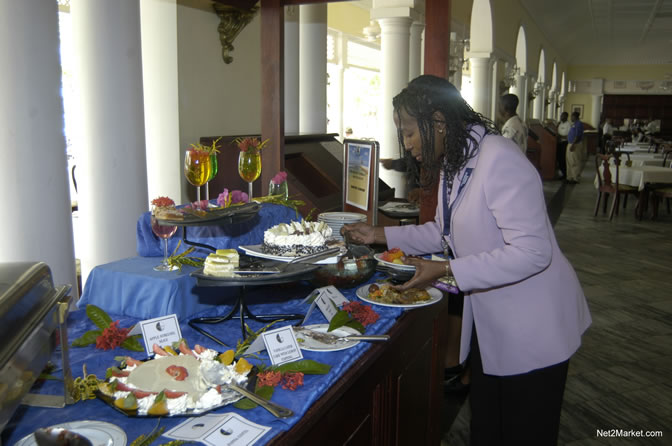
[97,341,253,416]
[262,220,333,256]
[203,249,240,277]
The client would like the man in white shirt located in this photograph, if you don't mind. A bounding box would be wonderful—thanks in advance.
[602,118,614,153]
[498,94,527,154]
[556,112,570,180]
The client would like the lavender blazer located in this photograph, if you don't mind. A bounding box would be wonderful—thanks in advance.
[385,127,591,376]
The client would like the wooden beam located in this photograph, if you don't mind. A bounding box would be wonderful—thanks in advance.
[260,0,284,196]
[424,0,451,79]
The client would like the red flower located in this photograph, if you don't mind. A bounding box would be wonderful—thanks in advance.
[257,370,282,388]
[281,372,304,391]
[342,301,379,327]
[95,321,131,350]
[151,196,175,208]
[234,137,269,153]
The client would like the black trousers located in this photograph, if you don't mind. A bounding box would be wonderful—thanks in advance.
[469,328,569,446]
[556,140,568,178]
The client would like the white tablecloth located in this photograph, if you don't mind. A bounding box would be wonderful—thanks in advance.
[605,165,672,190]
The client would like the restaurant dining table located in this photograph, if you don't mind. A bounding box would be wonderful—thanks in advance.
[1,270,448,445]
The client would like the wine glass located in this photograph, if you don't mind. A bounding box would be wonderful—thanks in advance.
[204,152,219,202]
[184,149,212,202]
[238,149,261,199]
[151,212,179,271]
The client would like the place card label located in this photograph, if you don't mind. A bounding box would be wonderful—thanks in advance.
[300,286,349,324]
[260,326,303,366]
[135,314,182,356]
[165,412,271,445]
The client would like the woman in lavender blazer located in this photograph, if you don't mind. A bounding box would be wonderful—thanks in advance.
[344,75,591,445]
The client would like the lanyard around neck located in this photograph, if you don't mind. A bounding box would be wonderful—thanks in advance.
[441,167,473,257]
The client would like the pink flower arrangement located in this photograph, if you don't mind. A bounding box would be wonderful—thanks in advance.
[234,137,269,153]
[271,171,288,185]
[186,200,209,210]
[217,188,249,207]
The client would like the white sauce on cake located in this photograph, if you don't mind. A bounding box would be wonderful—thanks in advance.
[262,220,332,256]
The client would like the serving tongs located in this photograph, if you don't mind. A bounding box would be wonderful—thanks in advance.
[293,326,390,345]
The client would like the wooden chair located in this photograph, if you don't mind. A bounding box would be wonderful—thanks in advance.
[594,153,640,220]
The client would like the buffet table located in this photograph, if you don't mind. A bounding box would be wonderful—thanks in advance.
[1,272,448,445]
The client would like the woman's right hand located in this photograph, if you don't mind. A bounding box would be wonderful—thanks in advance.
[341,222,378,245]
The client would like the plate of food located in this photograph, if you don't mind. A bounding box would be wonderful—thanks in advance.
[95,342,256,417]
[16,420,127,446]
[374,248,415,271]
[292,324,361,352]
[356,283,443,308]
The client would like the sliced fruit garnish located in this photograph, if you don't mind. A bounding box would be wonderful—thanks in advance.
[163,345,178,356]
[218,349,235,365]
[178,339,196,357]
[164,390,187,398]
[152,344,169,356]
[165,365,189,381]
[125,357,143,367]
[131,389,157,399]
[147,391,168,415]
[106,366,130,379]
[114,393,138,411]
[234,357,253,375]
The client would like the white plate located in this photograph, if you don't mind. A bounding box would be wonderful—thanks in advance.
[294,324,361,352]
[355,284,443,308]
[16,420,127,446]
[239,245,340,264]
[374,253,416,271]
[318,212,367,222]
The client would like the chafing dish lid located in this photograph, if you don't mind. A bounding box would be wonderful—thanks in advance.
[0,262,70,365]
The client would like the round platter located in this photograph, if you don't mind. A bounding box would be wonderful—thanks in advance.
[156,202,260,227]
[373,253,416,271]
[16,421,127,446]
[355,283,443,309]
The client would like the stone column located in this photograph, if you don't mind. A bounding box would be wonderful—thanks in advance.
[284,5,300,134]
[299,4,327,134]
[0,0,78,296]
[490,59,500,120]
[409,22,424,81]
[469,56,491,117]
[140,0,181,202]
[377,16,412,198]
[71,0,148,283]
[516,74,528,120]
[533,82,544,120]
[591,94,602,128]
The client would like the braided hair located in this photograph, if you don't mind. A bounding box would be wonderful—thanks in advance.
[392,75,498,187]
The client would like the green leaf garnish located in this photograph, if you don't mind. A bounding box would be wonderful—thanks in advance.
[71,329,102,347]
[272,359,331,375]
[86,304,113,330]
[234,385,275,410]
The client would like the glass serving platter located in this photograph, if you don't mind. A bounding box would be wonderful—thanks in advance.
[94,356,258,418]
[155,202,260,227]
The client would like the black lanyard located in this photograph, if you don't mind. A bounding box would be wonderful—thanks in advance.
[441,168,473,257]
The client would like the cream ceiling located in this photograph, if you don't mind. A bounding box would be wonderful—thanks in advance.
[518,0,672,65]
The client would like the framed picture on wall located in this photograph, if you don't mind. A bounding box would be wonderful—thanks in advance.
[571,104,584,119]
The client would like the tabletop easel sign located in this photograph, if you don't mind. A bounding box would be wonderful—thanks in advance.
[343,139,380,225]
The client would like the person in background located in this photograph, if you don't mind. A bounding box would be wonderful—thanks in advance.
[602,118,614,152]
[565,111,585,184]
[632,127,644,143]
[498,93,527,154]
[556,112,570,180]
[343,75,591,445]
[380,156,421,204]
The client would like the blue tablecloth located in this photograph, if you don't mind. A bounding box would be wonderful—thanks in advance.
[137,203,299,257]
[78,257,235,320]
[2,276,404,445]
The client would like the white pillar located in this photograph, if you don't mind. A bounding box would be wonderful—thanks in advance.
[378,16,412,198]
[409,22,424,81]
[299,4,327,134]
[470,57,491,117]
[284,5,300,134]
[591,94,602,128]
[490,59,500,120]
[516,74,528,120]
[71,0,148,283]
[533,83,544,120]
[140,0,181,203]
[0,0,78,296]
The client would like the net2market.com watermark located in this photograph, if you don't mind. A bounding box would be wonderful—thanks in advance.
[596,428,663,439]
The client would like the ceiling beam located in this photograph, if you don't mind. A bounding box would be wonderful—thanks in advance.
[640,0,663,43]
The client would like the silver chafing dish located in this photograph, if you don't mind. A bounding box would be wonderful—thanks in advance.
[0,262,72,434]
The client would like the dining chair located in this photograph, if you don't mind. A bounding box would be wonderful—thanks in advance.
[651,187,672,219]
[594,153,639,221]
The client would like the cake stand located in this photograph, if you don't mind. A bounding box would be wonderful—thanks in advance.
[156,202,261,252]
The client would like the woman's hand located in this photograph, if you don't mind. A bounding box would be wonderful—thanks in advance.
[393,257,448,291]
[341,223,386,245]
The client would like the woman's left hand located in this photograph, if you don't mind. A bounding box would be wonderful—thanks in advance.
[392,257,448,291]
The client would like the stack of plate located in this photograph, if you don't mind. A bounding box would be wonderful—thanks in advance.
[318,212,367,240]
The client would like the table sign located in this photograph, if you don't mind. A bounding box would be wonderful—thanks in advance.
[165,412,271,445]
[130,314,182,356]
[299,286,349,324]
[342,139,380,224]
[245,325,303,366]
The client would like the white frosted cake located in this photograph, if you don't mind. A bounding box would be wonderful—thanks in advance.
[203,249,239,277]
[262,220,333,256]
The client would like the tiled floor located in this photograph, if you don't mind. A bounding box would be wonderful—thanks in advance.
[442,159,672,445]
